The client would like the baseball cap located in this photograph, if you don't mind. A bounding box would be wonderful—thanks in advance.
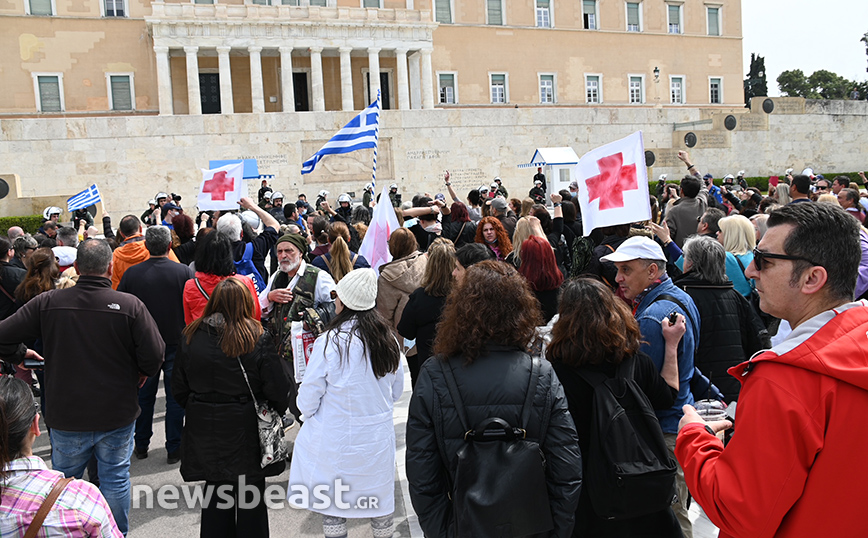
[569,180,579,189]
[599,236,665,263]
[490,197,508,212]
[434,193,446,201]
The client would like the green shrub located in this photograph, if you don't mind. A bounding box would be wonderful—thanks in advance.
[0,215,44,235]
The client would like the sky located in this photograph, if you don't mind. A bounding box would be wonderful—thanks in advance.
[742,0,868,96]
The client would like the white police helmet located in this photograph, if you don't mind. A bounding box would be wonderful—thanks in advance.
[318,190,329,198]
[271,191,284,201]
[240,210,261,230]
[43,206,62,220]
[338,193,352,204]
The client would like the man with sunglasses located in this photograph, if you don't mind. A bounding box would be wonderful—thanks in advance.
[676,202,868,538]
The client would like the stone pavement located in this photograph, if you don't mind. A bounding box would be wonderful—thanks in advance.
[30,362,718,537]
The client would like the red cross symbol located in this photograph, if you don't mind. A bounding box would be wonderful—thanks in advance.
[202,171,236,201]
[585,152,638,210]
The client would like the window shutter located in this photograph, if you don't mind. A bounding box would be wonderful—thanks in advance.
[363,0,379,7]
[708,8,719,35]
[435,0,451,23]
[309,0,327,6]
[627,3,639,27]
[38,77,61,112]
[29,0,52,15]
[110,76,132,111]
[487,0,502,25]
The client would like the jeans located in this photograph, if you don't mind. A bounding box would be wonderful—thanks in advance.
[51,421,135,535]
[135,344,184,453]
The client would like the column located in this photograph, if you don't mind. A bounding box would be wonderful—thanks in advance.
[248,46,265,114]
[395,48,410,110]
[408,52,421,109]
[367,47,381,103]
[339,47,354,111]
[216,46,234,115]
[279,46,295,112]
[310,46,325,112]
[420,48,434,109]
[184,46,201,115]
[154,46,173,115]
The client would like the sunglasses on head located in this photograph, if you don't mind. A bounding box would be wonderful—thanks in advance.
[752,248,820,271]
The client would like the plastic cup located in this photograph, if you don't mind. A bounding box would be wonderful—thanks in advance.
[694,399,727,440]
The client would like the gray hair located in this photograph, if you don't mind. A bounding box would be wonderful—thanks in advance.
[76,239,113,276]
[13,235,37,258]
[682,235,727,284]
[216,213,243,242]
[56,226,79,248]
[145,225,172,256]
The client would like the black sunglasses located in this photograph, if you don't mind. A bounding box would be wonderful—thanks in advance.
[752,248,820,271]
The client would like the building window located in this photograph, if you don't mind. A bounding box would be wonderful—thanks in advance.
[707,6,720,35]
[362,0,380,7]
[107,74,134,111]
[487,0,503,25]
[626,2,640,31]
[536,0,551,28]
[667,4,681,34]
[33,74,63,112]
[490,74,506,103]
[196,0,214,4]
[539,74,554,103]
[582,0,596,29]
[629,75,644,103]
[28,0,52,15]
[439,73,456,104]
[309,0,327,6]
[586,75,601,103]
[280,0,298,4]
[709,77,721,104]
[434,0,452,23]
[670,76,684,104]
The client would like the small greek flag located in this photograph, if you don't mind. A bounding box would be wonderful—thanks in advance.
[301,92,381,175]
[67,184,102,212]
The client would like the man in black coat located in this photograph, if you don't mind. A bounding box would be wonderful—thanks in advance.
[0,237,25,321]
[118,225,194,464]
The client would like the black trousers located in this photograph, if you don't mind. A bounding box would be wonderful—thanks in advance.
[200,478,269,538]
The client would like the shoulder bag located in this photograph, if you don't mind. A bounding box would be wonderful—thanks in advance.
[236,356,290,468]
[23,477,74,538]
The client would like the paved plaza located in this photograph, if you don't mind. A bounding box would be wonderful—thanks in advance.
[30,361,719,537]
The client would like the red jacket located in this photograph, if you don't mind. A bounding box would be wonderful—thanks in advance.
[183,272,262,324]
[676,303,868,537]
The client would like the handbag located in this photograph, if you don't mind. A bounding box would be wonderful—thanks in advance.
[236,356,290,468]
[439,357,554,537]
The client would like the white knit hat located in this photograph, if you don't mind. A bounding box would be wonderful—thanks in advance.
[335,268,378,311]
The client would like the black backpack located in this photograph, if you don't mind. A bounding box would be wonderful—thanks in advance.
[439,357,554,537]
[577,355,677,520]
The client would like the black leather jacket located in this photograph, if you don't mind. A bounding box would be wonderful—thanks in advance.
[406,346,582,537]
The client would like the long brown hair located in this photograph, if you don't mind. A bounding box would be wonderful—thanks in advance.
[474,216,513,256]
[183,278,263,357]
[546,278,641,367]
[327,221,353,283]
[421,238,455,297]
[0,376,39,486]
[15,248,58,304]
[434,260,541,363]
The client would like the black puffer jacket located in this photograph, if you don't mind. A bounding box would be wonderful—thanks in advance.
[173,317,290,482]
[674,272,769,401]
[406,346,582,537]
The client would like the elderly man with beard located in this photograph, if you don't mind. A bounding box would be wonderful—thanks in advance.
[259,233,335,421]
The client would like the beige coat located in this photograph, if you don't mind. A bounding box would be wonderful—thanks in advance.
[376,251,428,335]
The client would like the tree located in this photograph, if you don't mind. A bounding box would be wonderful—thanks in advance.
[743,53,768,107]
[807,70,851,99]
[777,69,814,98]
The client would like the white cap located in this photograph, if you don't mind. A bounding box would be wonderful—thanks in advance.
[155,192,168,200]
[737,170,745,177]
[335,268,378,311]
[318,190,329,198]
[802,168,815,178]
[148,199,156,206]
[264,192,273,200]
[600,236,666,263]
[479,185,489,191]
[493,176,502,183]
[534,179,542,185]
[389,183,398,190]
[658,174,667,181]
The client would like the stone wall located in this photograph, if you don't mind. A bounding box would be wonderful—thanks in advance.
[1,97,867,218]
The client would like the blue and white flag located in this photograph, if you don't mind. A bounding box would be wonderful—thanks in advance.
[301,93,381,175]
[66,184,101,212]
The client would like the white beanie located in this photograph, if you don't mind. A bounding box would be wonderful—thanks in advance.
[335,268,378,311]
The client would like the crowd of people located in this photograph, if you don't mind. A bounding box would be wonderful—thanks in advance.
[0,150,867,537]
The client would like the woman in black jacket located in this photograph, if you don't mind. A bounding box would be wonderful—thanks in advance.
[546,278,683,538]
[440,201,477,249]
[174,278,290,538]
[406,261,582,537]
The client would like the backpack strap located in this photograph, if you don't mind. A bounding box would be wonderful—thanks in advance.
[651,293,698,343]
[351,252,359,266]
[733,255,756,291]
[323,254,334,276]
[438,358,470,434]
[194,278,209,301]
[23,477,74,538]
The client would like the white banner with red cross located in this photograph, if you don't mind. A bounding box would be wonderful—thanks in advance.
[574,131,651,236]
[197,162,246,211]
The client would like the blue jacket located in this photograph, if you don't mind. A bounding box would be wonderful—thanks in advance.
[635,278,700,434]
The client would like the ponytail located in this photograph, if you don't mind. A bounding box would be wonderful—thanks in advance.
[327,221,354,283]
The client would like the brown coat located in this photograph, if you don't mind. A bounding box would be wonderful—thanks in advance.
[376,251,428,335]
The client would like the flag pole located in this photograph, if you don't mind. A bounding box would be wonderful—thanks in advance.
[371,89,381,191]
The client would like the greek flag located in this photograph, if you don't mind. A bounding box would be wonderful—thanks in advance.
[301,92,381,176]
[66,184,102,212]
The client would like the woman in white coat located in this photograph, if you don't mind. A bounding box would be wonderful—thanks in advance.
[288,268,404,538]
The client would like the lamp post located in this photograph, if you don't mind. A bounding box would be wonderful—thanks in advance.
[654,66,661,108]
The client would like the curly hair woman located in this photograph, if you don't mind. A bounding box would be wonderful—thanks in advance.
[474,216,512,261]
[406,261,581,536]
